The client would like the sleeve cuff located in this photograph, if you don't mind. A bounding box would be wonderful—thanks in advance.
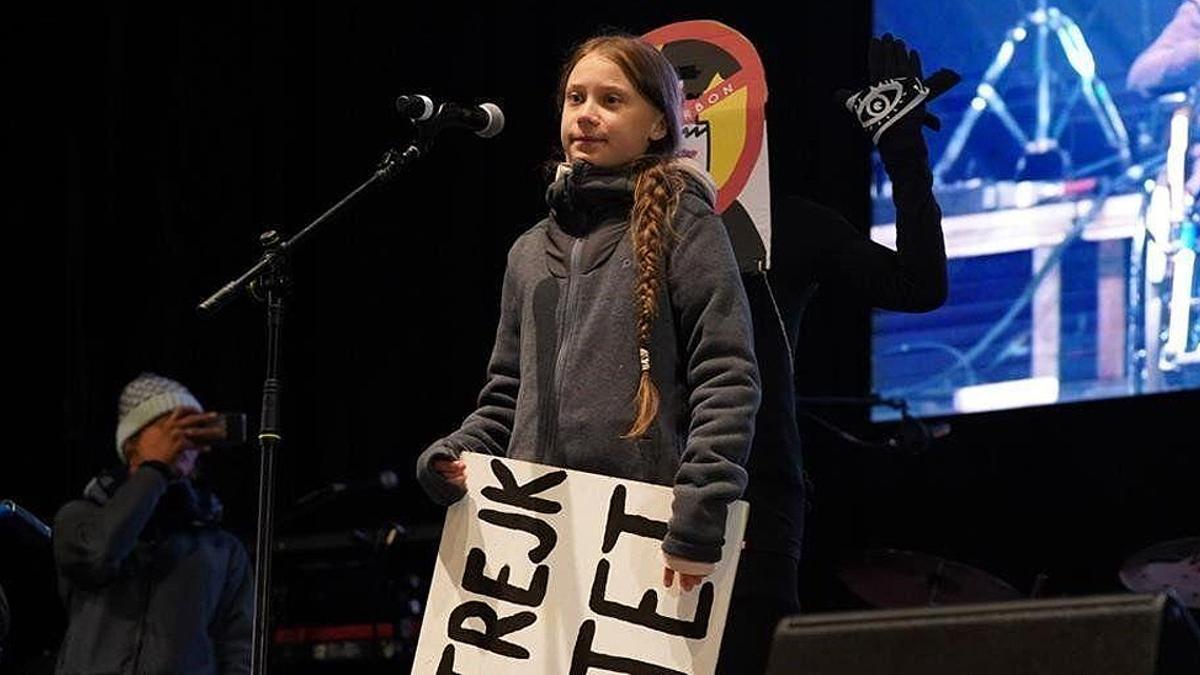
[415,442,467,506]
[661,531,723,564]
[137,460,178,483]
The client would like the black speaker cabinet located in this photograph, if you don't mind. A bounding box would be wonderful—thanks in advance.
[766,594,1166,675]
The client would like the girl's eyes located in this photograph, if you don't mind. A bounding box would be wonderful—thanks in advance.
[565,91,624,106]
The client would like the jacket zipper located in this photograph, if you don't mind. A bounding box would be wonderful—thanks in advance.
[548,237,583,454]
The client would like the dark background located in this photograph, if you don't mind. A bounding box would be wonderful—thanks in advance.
[4,0,1196,669]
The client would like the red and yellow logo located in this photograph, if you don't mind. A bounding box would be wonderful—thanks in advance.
[643,20,768,214]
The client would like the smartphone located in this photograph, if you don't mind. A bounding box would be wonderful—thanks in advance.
[211,412,247,447]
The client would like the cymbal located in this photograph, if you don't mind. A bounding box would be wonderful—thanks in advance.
[1119,537,1200,608]
[837,548,1023,608]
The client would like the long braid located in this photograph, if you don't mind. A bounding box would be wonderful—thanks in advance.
[624,158,684,438]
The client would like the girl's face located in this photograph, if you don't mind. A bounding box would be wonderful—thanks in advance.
[560,53,667,168]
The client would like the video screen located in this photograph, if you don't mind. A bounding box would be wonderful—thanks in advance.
[871,0,1200,419]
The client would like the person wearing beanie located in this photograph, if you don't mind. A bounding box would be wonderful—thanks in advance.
[52,373,252,675]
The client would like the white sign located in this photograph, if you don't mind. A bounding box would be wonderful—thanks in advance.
[412,453,749,674]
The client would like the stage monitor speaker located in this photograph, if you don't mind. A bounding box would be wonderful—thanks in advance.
[766,593,1165,675]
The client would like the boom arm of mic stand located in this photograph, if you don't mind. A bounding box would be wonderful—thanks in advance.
[196,144,423,317]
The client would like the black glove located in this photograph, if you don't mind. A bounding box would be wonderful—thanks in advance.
[835,34,960,148]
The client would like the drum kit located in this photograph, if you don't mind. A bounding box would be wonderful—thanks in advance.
[835,539,1199,611]
[1119,537,1200,609]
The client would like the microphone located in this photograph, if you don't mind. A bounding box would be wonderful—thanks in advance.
[395,95,505,138]
[394,94,437,121]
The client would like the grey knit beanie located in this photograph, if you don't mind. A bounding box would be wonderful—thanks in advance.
[115,373,203,461]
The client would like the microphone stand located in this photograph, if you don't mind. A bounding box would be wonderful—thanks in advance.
[198,128,436,675]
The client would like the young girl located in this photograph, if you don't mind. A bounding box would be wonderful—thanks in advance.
[416,34,760,589]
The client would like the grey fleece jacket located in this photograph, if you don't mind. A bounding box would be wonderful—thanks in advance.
[416,160,760,564]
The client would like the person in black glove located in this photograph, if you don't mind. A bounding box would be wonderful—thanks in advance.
[838,34,961,147]
[715,34,958,675]
[53,373,252,675]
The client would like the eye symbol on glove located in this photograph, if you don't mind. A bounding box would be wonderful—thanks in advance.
[852,80,904,128]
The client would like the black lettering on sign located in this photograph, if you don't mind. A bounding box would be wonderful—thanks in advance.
[602,484,668,554]
[569,619,687,675]
[461,547,549,607]
[446,601,537,660]
[588,559,713,639]
[437,645,464,675]
[479,508,557,563]
[481,459,567,514]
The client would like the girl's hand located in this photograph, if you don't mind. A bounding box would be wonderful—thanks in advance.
[432,458,467,489]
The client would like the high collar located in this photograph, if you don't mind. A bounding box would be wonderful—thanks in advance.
[545,160,637,236]
[542,158,719,278]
